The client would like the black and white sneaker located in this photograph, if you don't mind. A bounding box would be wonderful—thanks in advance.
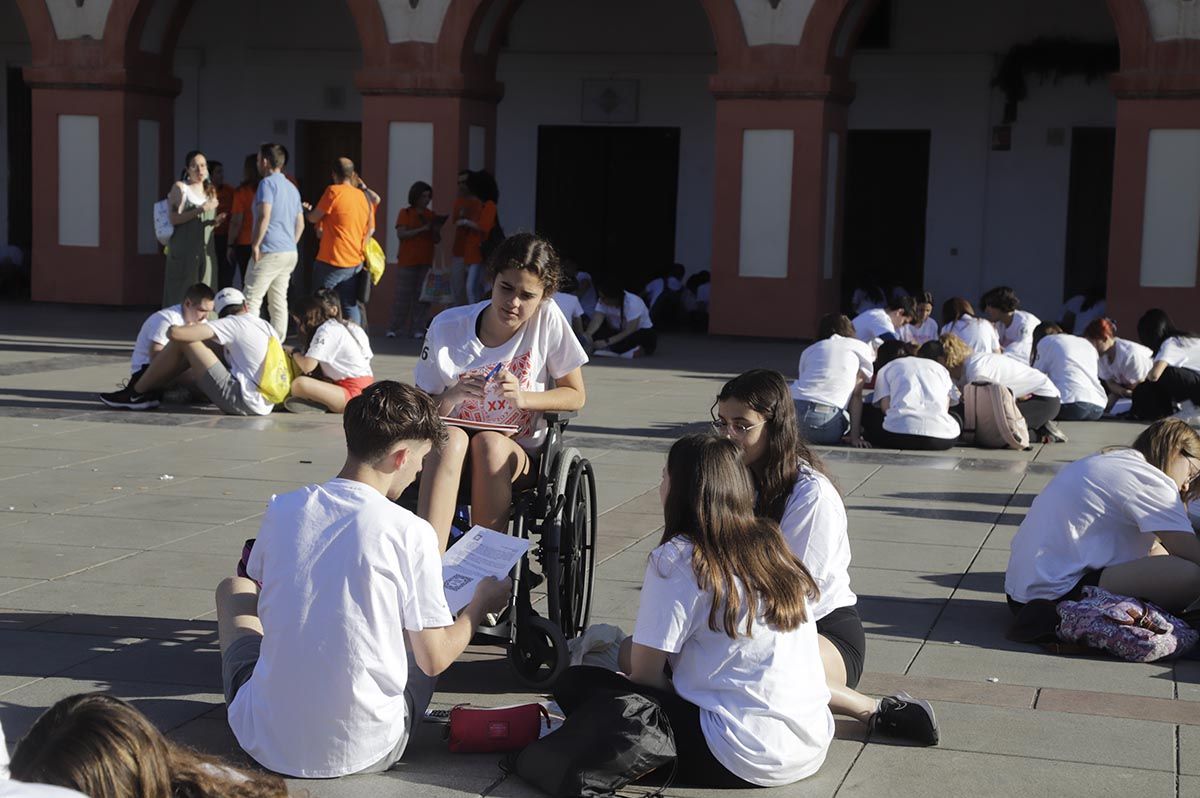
[1042,420,1069,443]
[869,692,939,746]
[99,385,159,410]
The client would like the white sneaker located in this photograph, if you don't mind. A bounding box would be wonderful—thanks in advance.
[1172,400,1200,426]
[593,349,619,358]
[385,330,397,338]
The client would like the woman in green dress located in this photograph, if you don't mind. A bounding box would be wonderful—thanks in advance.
[162,150,224,307]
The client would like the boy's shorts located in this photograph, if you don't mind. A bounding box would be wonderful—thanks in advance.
[198,361,255,416]
[221,634,261,705]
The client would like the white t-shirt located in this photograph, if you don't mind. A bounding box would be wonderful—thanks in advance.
[898,317,938,346]
[779,469,856,620]
[790,335,875,410]
[696,282,710,305]
[415,300,588,446]
[131,305,184,372]
[1062,295,1107,333]
[850,289,884,316]
[1155,336,1200,373]
[229,479,453,778]
[1006,449,1193,602]
[595,292,653,331]
[995,310,1040,363]
[305,320,373,382]
[0,784,87,798]
[962,352,1059,399]
[205,314,279,415]
[1033,334,1106,407]
[552,292,584,325]
[941,317,1001,355]
[874,357,961,440]
[851,308,895,343]
[574,271,597,313]
[633,538,833,787]
[1099,338,1153,387]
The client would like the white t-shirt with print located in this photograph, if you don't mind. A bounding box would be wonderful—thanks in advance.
[552,292,584,325]
[779,469,856,621]
[791,335,874,410]
[633,537,833,787]
[941,317,1001,355]
[995,309,1040,363]
[1006,449,1194,602]
[305,319,373,382]
[1032,334,1106,407]
[851,308,895,343]
[874,357,961,440]
[1099,338,1153,386]
[1155,336,1200,373]
[415,301,588,446]
[205,314,278,415]
[228,479,453,778]
[595,292,653,331]
[131,305,184,372]
[898,317,938,346]
[962,352,1059,399]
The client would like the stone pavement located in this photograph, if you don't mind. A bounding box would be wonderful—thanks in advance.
[0,303,1195,797]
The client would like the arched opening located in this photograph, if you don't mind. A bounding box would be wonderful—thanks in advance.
[0,3,32,297]
[494,0,718,291]
[837,0,1118,325]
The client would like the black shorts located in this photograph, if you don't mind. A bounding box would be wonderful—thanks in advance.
[816,605,866,690]
[1005,568,1104,615]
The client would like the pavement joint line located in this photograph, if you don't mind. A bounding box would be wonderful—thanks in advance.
[1176,725,1182,794]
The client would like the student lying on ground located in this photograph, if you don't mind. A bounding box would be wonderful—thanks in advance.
[1131,309,1200,420]
[285,290,374,414]
[940,296,1001,355]
[415,233,588,551]
[586,276,658,358]
[99,288,278,416]
[214,382,511,778]
[560,434,834,789]
[791,314,874,447]
[850,296,915,345]
[981,286,1040,363]
[939,332,1065,443]
[1083,318,1153,413]
[1031,322,1108,422]
[1006,418,1200,613]
[126,282,215,401]
[10,693,284,797]
[898,291,938,346]
[863,342,960,451]
[711,370,939,742]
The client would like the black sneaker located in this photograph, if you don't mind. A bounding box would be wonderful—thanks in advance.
[99,385,159,410]
[869,691,939,745]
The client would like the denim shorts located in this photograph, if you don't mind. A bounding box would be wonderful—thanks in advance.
[794,399,848,445]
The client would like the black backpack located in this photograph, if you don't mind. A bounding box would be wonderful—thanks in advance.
[481,215,505,263]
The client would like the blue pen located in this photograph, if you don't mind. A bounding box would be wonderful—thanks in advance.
[484,361,506,382]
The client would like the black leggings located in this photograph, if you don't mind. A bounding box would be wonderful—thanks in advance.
[861,405,957,450]
[594,321,659,355]
[1132,366,1200,420]
[1017,394,1061,435]
[553,666,752,789]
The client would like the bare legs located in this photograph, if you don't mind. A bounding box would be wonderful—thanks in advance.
[134,340,219,394]
[418,427,470,553]
[215,576,263,654]
[819,635,877,723]
[1099,555,1200,612]
[289,376,350,413]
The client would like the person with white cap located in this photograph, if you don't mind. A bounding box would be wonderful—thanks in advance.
[100,287,279,416]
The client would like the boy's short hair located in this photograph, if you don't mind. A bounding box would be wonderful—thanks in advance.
[183,283,215,305]
[981,286,1019,313]
[259,143,287,170]
[817,313,854,340]
[343,381,447,463]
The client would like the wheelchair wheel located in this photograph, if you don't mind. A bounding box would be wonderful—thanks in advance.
[508,614,569,688]
[559,458,597,638]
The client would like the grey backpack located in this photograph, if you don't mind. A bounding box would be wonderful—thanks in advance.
[961,381,1029,450]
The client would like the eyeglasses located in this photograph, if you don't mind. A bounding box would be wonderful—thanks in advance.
[710,418,767,437]
[1185,453,1200,484]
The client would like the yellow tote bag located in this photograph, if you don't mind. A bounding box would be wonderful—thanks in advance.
[364,237,386,286]
[257,336,297,405]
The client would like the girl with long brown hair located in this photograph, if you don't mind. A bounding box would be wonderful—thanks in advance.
[10,693,287,798]
[162,150,223,307]
[285,289,374,414]
[939,296,1001,355]
[714,370,939,744]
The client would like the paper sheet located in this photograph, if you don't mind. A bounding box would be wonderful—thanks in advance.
[442,525,529,614]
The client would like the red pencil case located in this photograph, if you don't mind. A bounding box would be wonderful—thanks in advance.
[447,703,549,753]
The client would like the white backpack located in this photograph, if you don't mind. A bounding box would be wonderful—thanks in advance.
[152,199,174,246]
[961,381,1030,450]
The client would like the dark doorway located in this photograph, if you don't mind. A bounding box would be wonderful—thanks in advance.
[5,67,32,298]
[294,120,362,295]
[1062,127,1115,303]
[535,126,679,291]
[841,130,931,310]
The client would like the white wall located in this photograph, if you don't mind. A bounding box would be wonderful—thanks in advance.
[0,1,31,258]
[495,0,717,280]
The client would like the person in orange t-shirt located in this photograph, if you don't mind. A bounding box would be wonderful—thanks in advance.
[225,154,260,290]
[389,181,440,338]
[303,157,372,325]
[449,170,480,308]
[458,170,499,305]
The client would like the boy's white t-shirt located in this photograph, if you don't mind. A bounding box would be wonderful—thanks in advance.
[1155,336,1200,373]
[552,292,584,324]
[204,314,279,415]
[995,309,1040,362]
[941,317,1001,355]
[696,282,710,304]
[779,469,856,621]
[131,305,184,372]
[1032,334,1106,407]
[415,300,588,446]
[1100,338,1154,386]
[851,308,896,343]
[790,335,875,410]
[898,317,938,346]
[595,292,653,331]
[574,271,597,313]
[633,537,833,787]
[305,319,373,382]
[962,352,1059,399]
[1062,295,1107,333]
[1006,449,1193,602]
[873,357,961,440]
[228,479,453,778]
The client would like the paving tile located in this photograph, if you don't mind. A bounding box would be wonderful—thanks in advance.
[0,540,138,580]
[61,494,266,524]
[860,639,921,675]
[34,614,217,641]
[1037,687,1200,726]
[72,550,235,591]
[846,540,978,575]
[0,578,215,619]
[856,673,1036,709]
[856,597,942,643]
[0,629,127,678]
[61,636,221,688]
[848,567,956,602]
[0,514,214,548]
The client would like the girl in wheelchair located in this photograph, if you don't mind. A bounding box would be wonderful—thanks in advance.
[414,233,588,551]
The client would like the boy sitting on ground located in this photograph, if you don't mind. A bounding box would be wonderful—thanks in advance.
[99,287,278,416]
[214,381,510,778]
[122,283,214,403]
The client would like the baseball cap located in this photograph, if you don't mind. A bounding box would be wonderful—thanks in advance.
[213,287,246,315]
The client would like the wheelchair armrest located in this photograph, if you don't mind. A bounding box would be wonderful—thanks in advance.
[543,411,578,426]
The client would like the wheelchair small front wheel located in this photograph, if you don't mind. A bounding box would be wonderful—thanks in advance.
[507,615,569,688]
